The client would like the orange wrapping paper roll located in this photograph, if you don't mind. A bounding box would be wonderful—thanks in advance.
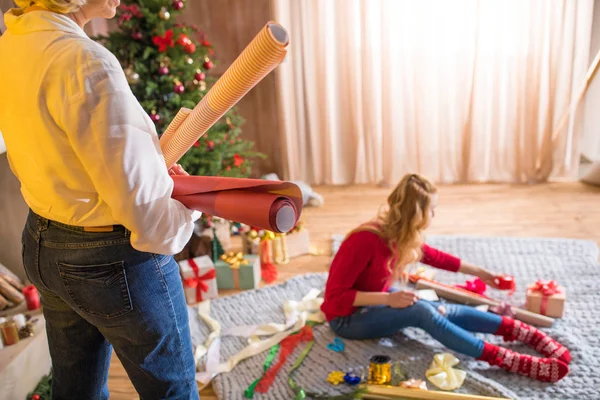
[160,107,191,153]
[160,22,289,169]
[171,175,302,233]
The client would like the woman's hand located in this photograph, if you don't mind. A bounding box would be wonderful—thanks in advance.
[459,261,504,289]
[387,290,419,308]
[168,164,189,176]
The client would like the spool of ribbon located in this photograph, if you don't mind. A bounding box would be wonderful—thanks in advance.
[494,275,516,294]
[272,233,289,265]
[368,355,392,385]
[22,285,40,310]
[183,258,216,303]
[425,353,466,391]
[455,277,487,296]
[529,279,561,316]
[1,321,20,346]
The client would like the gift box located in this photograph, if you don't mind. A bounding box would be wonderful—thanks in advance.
[284,228,311,259]
[215,253,261,290]
[524,280,565,318]
[178,256,218,305]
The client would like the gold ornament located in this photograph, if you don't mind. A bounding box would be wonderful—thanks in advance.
[125,67,140,84]
[159,7,170,20]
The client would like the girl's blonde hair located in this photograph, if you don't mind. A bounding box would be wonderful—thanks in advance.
[15,0,87,13]
[347,173,437,283]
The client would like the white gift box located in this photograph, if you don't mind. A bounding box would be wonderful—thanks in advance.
[178,256,218,305]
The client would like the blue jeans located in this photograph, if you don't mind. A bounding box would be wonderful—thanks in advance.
[21,210,199,400]
[329,298,502,358]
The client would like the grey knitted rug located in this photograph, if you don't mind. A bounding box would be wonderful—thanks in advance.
[188,235,600,400]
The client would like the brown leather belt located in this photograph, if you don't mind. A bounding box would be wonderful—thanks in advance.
[83,225,117,232]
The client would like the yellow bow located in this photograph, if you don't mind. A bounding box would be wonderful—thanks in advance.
[327,371,345,385]
[425,353,466,391]
[220,252,249,269]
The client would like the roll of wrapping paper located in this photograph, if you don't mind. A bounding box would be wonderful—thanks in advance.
[171,175,302,233]
[159,107,192,154]
[362,385,511,400]
[160,22,289,169]
[415,279,554,327]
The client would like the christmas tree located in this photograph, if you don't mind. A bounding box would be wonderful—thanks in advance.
[93,0,266,178]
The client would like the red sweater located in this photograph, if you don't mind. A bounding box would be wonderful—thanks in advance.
[321,230,461,321]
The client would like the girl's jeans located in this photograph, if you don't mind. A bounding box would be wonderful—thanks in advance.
[22,210,199,400]
[329,296,502,358]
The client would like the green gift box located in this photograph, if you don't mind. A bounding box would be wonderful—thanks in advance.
[215,253,261,290]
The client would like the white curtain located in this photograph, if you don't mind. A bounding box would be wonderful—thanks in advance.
[273,0,594,185]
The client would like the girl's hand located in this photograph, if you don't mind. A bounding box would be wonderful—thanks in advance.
[387,290,419,308]
[168,164,189,176]
[475,268,504,289]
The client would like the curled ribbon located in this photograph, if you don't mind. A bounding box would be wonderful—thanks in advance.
[220,252,249,269]
[455,277,487,296]
[183,258,216,303]
[399,379,427,390]
[529,280,561,316]
[152,29,175,52]
[425,353,467,391]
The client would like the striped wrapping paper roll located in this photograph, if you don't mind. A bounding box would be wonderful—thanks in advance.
[160,21,289,169]
[159,107,191,153]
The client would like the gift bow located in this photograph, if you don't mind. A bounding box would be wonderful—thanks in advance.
[455,277,487,296]
[220,252,249,269]
[152,29,174,52]
[530,280,561,315]
[183,258,216,302]
[425,353,466,391]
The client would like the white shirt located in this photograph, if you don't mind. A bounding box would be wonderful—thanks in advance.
[0,9,200,255]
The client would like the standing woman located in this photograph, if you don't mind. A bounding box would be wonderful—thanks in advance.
[0,1,201,399]
[322,173,570,383]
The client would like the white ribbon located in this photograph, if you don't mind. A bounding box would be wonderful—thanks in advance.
[194,288,325,390]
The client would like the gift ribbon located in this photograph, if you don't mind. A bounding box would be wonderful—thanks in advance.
[425,353,466,391]
[529,280,561,316]
[244,344,280,398]
[183,259,216,302]
[221,252,248,289]
[194,288,325,390]
[494,275,516,295]
[260,236,278,283]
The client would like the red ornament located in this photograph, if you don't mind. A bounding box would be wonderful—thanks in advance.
[203,59,213,69]
[184,43,196,54]
[150,112,160,123]
[131,31,143,40]
[224,134,229,140]
[233,153,244,167]
[193,141,200,148]
[226,166,231,171]
[172,0,184,10]
[202,40,211,47]
[194,71,205,81]
[174,83,185,94]
[31,394,41,400]
[176,33,192,46]
[206,140,214,151]
[158,66,169,75]
[229,140,235,145]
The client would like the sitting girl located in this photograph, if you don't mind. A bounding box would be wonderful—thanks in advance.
[321,173,570,382]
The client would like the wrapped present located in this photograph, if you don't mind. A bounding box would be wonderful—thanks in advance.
[215,252,261,290]
[284,228,311,259]
[178,256,218,305]
[525,280,565,318]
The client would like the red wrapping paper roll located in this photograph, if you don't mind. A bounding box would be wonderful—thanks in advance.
[171,175,303,233]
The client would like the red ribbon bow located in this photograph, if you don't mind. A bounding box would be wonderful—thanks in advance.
[530,279,561,315]
[152,29,175,52]
[455,277,487,296]
[183,258,216,302]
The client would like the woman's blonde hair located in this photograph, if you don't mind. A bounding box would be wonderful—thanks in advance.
[348,173,437,283]
[15,0,87,13]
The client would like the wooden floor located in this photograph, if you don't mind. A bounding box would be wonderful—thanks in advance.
[107,182,600,399]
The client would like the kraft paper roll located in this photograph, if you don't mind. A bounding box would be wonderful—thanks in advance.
[160,22,289,169]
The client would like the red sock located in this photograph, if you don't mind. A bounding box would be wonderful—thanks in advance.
[495,317,571,364]
[478,342,569,383]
